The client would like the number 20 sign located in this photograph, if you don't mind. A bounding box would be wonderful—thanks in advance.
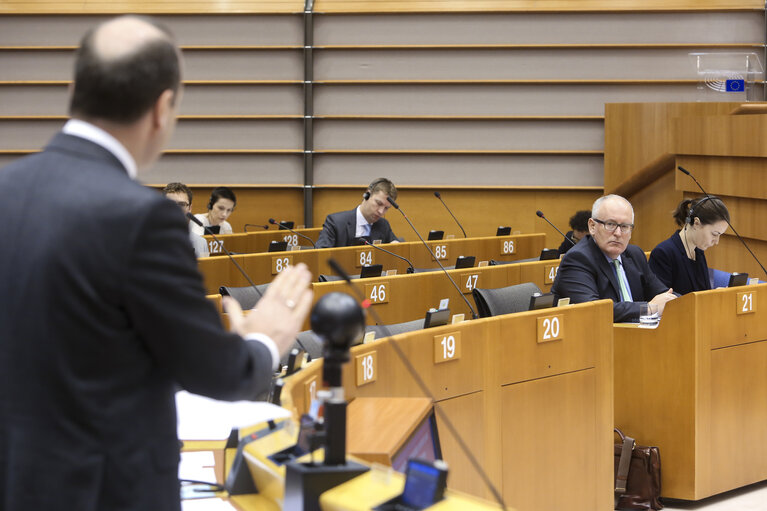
[537,314,564,343]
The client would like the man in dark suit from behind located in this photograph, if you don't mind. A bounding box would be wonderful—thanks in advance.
[0,16,313,511]
[316,177,401,248]
[551,194,676,322]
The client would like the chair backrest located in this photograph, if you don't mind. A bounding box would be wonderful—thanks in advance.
[218,284,270,309]
[365,317,426,339]
[472,282,542,318]
[280,330,325,366]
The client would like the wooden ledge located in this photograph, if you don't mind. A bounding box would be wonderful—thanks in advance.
[609,153,676,197]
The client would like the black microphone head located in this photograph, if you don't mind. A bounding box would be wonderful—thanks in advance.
[386,196,400,209]
[536,210,545,218]
[433,191,441,198]
[677,166,690,175]
[311,292,365,358]
[187,212,204,227]
[268,218,277,225]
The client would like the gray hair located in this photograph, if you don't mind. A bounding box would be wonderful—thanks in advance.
[591,194,634,221]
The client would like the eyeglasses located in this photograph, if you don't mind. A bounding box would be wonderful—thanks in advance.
[593,218,634,233]
[174,201,190,208]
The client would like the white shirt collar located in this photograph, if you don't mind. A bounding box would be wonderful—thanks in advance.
[355,205,370,237]
[63,119,138,180]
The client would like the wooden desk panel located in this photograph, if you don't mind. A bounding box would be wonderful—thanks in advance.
[196,233,544,294]
[282,300,613,509]
[614,283,767,500]
[202,227,322,256]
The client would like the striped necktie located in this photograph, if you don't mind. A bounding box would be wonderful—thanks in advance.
[613,259,632,302]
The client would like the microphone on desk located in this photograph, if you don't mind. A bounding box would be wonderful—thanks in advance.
[189,213,265,300]
[536,210,575,247]
[387,197,479,319]
[677,166,766,278]
[361,239,415,274]
[190,213,312,360]
[268,218,316,249]
[433,191,467,238]
[244,223,269,232]
[327,257,506,509]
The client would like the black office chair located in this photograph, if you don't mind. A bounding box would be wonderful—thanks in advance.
[219,284,270,309]
[280,330,325,366]
[472,282,542,318]
[364,318,427,339]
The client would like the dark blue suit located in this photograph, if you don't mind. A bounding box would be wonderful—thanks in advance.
[648,231,710,295]
[551,235,669,322]
[316,208,398,248]
[0,133,275,511]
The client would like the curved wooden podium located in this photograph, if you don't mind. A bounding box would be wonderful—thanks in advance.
[614,283,767,500]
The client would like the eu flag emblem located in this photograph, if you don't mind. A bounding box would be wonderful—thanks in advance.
[725,79,745,92]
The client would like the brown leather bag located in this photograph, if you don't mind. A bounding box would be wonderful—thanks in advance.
[614,428,663,510]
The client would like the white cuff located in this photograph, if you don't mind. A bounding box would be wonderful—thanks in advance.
[244,332,280,372]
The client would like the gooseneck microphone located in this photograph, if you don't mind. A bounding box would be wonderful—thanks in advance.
[326,258,506,509]
[387,197,479,319]
[361,239,415,274]
[189,213,264,298]
[677,166,766,278]
[244,223,269,232]
[268,218,316,249]
[536,210,575,247]
[189,214,311,360]
[433,191,467,238]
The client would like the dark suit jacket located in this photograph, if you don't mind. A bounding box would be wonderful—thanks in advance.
[648,231,710,295]
[551,235,669,322]
[0,133,275,511]
[316,207,398,248]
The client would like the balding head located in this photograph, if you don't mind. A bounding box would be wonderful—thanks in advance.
[69,15,181,124]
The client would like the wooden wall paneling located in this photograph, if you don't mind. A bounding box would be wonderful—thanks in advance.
[604,102,741,192]
[704,234,767,277]
[627,170,681,252]
[674,111,767,158]
[675,155,767,200]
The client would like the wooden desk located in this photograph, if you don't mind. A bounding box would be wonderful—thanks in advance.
[283,300,614,511]
[308,257,561,330]
[614,283,767,500]
[202,227,322,256]
[197,233,545,295]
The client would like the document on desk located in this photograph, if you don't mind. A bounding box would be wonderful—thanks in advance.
[176,390,291,440]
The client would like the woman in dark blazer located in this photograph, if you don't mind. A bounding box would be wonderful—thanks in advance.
[649,196,730,295]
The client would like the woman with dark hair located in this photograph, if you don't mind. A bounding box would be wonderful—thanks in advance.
[649,196,730,295]
[191,186,236,235]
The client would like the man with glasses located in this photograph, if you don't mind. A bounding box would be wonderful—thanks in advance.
[162,182,209,257]
[552,194,676,322]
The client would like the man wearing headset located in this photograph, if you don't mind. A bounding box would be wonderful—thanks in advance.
[316,178,400,248]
